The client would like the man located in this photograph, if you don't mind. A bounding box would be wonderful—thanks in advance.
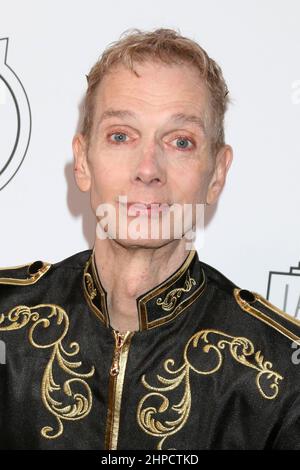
[1,28,300,450]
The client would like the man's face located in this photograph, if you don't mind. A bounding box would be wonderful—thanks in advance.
[73,60,232,248]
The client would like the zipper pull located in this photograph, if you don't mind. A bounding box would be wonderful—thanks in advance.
[110,330,128,377]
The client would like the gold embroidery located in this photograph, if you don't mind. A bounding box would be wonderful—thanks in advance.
[84,248,207,331]
[156,270,196,312]
[83,257,110,326]
[138,272,206,330]
[0,304,95,439]
[137,329,283,450]
[84,272,97,300]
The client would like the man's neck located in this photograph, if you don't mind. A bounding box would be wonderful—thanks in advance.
[93,238,191,333]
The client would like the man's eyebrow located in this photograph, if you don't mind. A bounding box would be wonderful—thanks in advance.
[98,109,136,124]
[171,112,206,132]
[97,108,206,132]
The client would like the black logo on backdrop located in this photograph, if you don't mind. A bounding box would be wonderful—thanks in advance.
[267,263,300,319]
[0,38,32,190]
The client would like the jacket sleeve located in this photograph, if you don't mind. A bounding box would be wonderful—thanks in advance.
[272,393,300,449]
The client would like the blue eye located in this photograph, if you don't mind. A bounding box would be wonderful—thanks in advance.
[110,132,128,143]
[174,137,193,150]
[108,132,194,150]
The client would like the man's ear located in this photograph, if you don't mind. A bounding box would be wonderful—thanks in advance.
[72,133,91,192]
[206,144,233,205]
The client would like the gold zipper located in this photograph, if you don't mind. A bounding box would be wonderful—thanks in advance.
[110,330,129,376]
[105,329,134,449]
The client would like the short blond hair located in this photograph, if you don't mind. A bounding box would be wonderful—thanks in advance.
[83,27,230,154]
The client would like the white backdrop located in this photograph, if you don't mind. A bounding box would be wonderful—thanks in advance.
[1,0,299,316]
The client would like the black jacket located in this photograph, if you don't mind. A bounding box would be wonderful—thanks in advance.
[0,248,300,450]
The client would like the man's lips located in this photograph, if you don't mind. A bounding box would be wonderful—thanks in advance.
[122,202,171,215]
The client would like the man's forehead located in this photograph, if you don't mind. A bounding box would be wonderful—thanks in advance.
[92,62,211,132]
[96,60,208,102]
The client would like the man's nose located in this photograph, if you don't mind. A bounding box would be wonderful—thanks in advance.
[132,141,166,186]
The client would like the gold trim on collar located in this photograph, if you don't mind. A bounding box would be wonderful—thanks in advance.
[83,252,110,327]
[83,248,207,331]
[137,252,206,330]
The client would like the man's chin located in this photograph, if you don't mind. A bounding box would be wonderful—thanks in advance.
[110,237,175,250]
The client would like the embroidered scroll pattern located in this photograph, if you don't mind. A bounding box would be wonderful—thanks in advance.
[137,329,283,449]
[0,304,95,439]
[156,270,196,312]
[84,272,97,300]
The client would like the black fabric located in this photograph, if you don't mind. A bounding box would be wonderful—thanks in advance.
[0,249,300,450]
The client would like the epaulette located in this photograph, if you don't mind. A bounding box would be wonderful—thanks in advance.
[234,287,300,345]
[0,260,51,286]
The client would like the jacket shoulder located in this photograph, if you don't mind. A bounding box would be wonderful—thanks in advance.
[233,287,300,344]
[0,249,93,287]
[201,260,300,345]
[0,260,51,286]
